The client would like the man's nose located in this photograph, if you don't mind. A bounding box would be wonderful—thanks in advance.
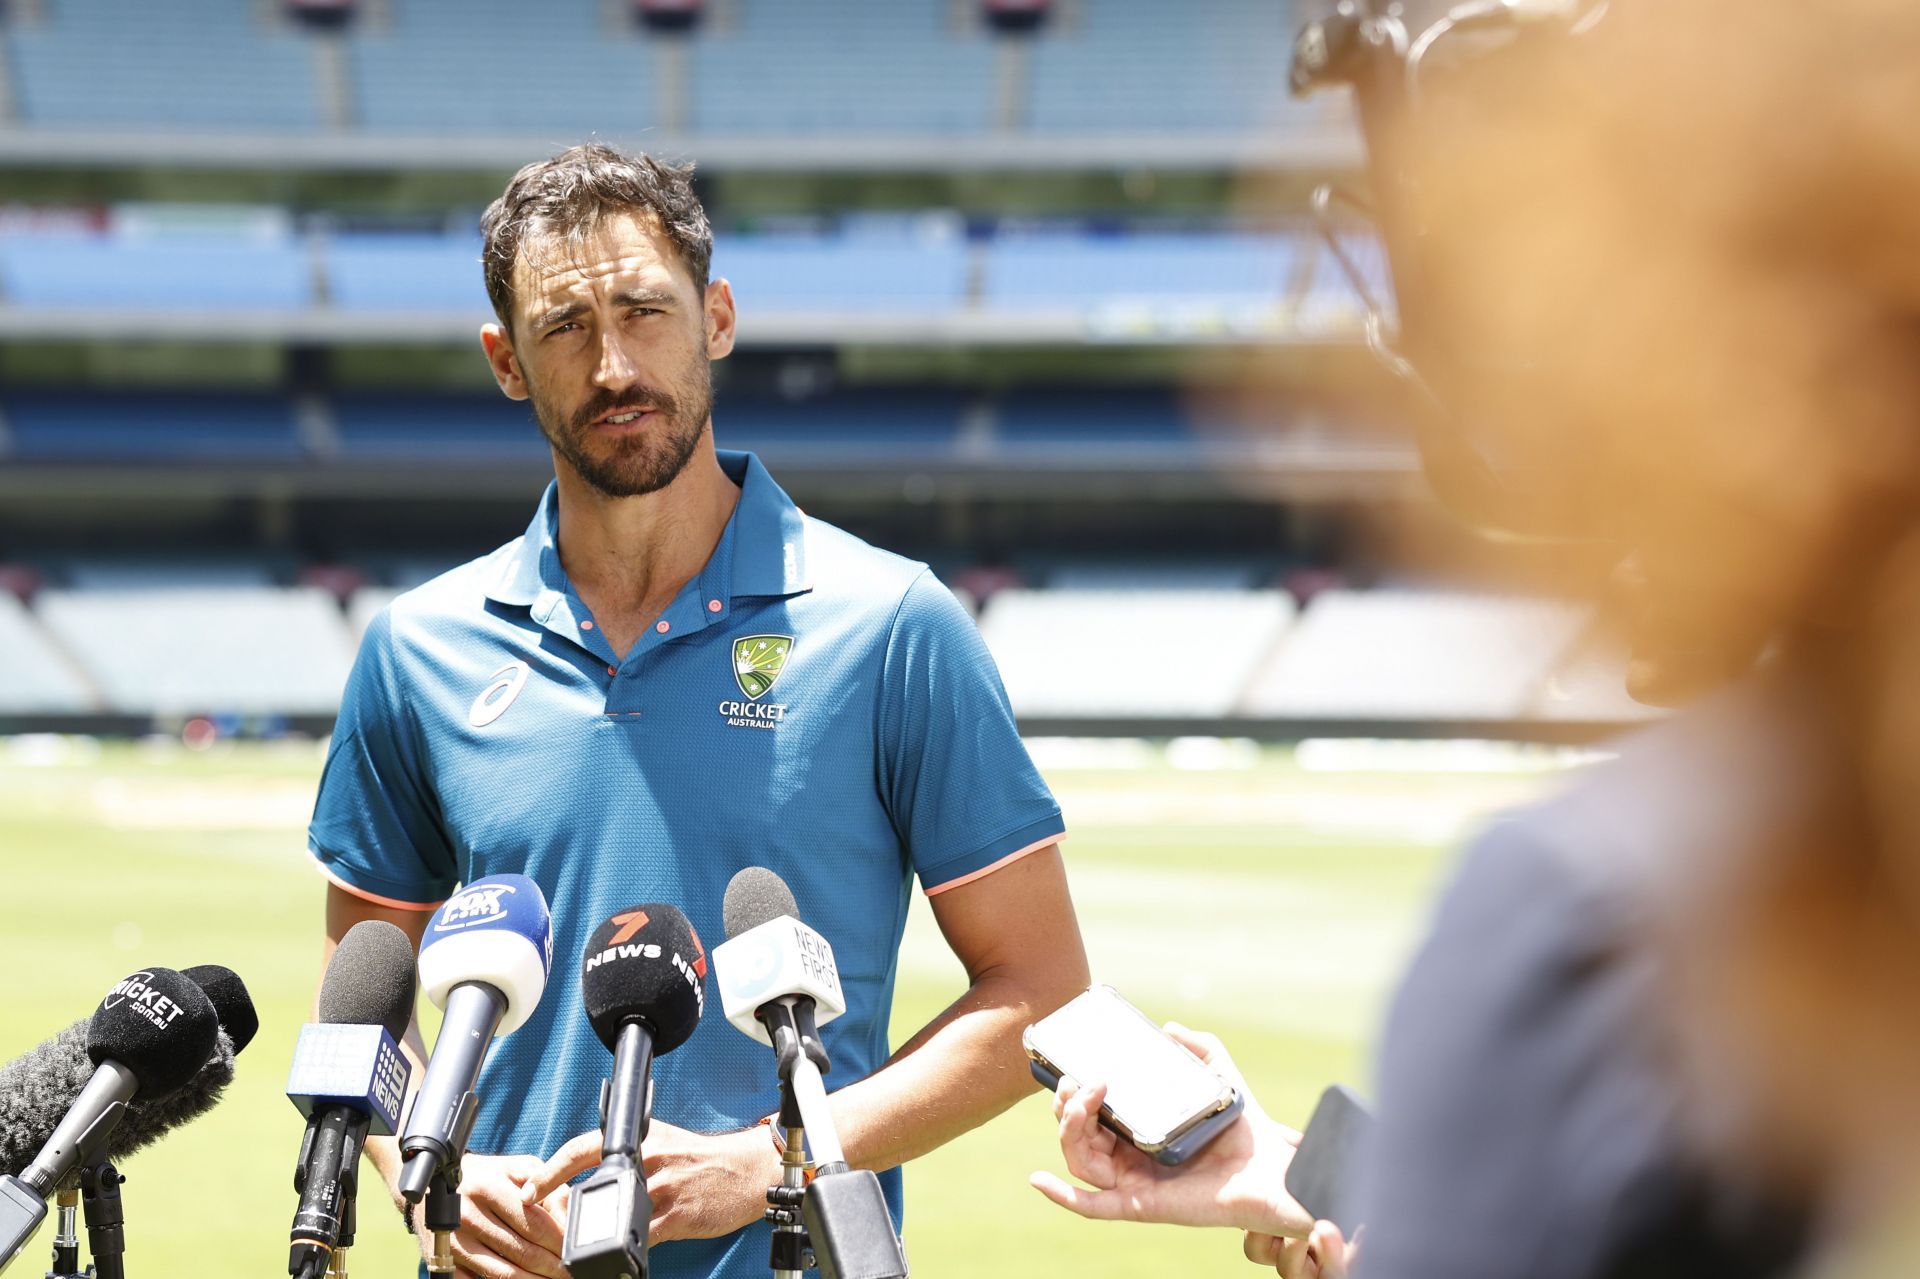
[592,330,640,388]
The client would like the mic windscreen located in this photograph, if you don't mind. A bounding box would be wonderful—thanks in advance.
[181,964,258,1055]
[0,1023,90,1178]
[86,968,220,1098]
[318,920,417,1039]
[723,867,799,940]
[109,1031,237,1162]
[417,873,553,1035]
[581,904,707,1056]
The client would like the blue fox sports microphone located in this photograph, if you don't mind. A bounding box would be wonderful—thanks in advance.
[563,904,707,1279]
[286,920,416,1279]
[397,874,552,1204]
[0,968,219,1273]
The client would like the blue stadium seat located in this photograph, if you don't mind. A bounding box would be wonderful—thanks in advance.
[688,0,994,135]
[326,233,489,311]
[713,234,971,311]
[10,0,322,129]
[331,393,546,460]
[349,0,663,133]
[0,234,313,309]
[996,387,1191,444]
[982,234,1297,307]
[4,393,305,460]
[717,388,963,456]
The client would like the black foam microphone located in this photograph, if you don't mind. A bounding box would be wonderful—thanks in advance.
[286,921,417,1279]
[0,967,254,1183]
[563,904,707,1279]
[0,968,219,1271]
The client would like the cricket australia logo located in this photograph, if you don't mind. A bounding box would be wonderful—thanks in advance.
[719,635,794,730]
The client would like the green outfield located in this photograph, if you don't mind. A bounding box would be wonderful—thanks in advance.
[0,735,1563,1278]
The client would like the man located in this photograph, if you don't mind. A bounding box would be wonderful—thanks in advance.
[308,143,1089,1279]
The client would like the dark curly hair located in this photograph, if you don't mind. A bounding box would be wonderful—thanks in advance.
[479,143,713,332]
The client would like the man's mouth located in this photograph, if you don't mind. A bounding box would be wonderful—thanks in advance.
[593,406,656,429]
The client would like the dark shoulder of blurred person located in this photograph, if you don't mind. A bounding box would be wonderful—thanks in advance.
[1355,673,1827,1279]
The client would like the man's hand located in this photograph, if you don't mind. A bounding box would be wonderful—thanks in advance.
[1028,1023,1315,1239]
[523,1120,783,1243]
[1245,1222,1357,1278]
[402,1152,570,1279]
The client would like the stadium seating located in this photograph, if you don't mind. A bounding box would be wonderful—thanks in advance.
[982,234,1298,309]
[348,0,663,133]
[716,387,965,458]
[3,393,306,461]
[0,232,314,310]
[715,232,972,312]
[9,0,322,129]
[978,588,1296,718]
[33,586,358,716]
[330,393,545,460]
[0,592,95,714]
[1239,589,1590,721]
[325,232,487,311]
[687,0,995,135]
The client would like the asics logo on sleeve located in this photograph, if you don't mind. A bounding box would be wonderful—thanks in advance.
[469,660,531,727]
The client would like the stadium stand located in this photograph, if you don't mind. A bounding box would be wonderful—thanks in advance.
[325,232,487,311]
[686,0,995,135]
[0,592,94,714]
[330,393,544,460]
[347,0,663,134]
[717,387,966,458]
[3,393,306,462]
[715,230,972,312]
[978,588,1296,718]
[32,586,358,716]
[1238,590,1590,722]
[8,0,322,129]
[982,233,1298,308]
[0,230,313,309]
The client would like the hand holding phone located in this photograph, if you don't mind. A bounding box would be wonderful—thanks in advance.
[1027,990,1318,1240]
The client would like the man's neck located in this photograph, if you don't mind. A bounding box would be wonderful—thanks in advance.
[551,436,741,656]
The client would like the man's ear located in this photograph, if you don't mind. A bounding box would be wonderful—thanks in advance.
[704,279,738,361]
[481,323,529,400]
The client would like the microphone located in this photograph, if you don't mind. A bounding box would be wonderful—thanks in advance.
[397,874,552,1204]
[563,904,707,1279]
[0,965,254,1181]
[713,869,907,1279]
[286,921,416,1279]
[0,968,219,1271]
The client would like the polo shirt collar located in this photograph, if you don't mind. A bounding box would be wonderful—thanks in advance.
[483,449,811,611]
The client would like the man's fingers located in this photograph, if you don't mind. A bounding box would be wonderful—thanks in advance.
[521,1129,604,1204]
[1273,1234,1322,1279]
[448,1233,549,1279]
[1028,1170,1127,1221]
[1311,1221,1351,1279]
[462,1186,568,1276]
[1244,1231,1287,1266]
[1056,1081,1118,1186]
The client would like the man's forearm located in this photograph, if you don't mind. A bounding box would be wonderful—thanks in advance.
[825,964,1085,1172]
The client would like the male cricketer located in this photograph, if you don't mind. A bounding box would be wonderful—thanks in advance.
[307,143,1090,1279]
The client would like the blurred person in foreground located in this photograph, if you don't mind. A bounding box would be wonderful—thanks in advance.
[309,143,1089,1279]
[1038,1,1920,1276]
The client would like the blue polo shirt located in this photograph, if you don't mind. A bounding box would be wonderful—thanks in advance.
[308,450,1064,1279]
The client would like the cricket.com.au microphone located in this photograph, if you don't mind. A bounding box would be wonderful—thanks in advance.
[563,904,708,1279]
[715,869,908,1279]
[397,874,552,1203]
[285,919,416,1279]
[0,968,220,1273]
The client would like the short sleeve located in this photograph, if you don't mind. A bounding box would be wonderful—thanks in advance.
[307,607,458,908]
[875,572,1064,894]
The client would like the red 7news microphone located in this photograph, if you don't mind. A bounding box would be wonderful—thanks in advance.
[563,903,707,1279]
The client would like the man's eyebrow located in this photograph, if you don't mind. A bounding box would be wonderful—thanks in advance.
[530,300,588,333]
[612,288,677,309]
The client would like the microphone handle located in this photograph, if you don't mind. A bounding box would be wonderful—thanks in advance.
[603,1022,655,1164]
[20,1062,138,1196]
[398,982,506,1198]
[787,1055,845,1169]
[290,1105,370,1270]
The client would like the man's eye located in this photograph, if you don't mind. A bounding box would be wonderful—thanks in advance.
[631,307,662,318]
[545,322,579,338]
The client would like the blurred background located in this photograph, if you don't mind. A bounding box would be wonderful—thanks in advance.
[0,1,1632,1275]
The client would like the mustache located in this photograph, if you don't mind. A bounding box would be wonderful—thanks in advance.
[569,386,683,431]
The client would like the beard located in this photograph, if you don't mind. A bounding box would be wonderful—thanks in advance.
[529,366,713,499]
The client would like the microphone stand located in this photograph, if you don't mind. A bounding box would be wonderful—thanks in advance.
[759,1002,829,1279]
[326,1129,359,1279]
[77,1161,126,1279]
[42,1188,80,1279]
[423,1169,460,1277]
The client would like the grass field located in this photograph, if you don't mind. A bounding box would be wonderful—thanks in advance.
[0,734,1566,1278]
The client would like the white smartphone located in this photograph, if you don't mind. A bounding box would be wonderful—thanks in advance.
[1023,984,1243,1165]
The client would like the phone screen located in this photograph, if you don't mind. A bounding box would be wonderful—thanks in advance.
[1027,987,1230,1145]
